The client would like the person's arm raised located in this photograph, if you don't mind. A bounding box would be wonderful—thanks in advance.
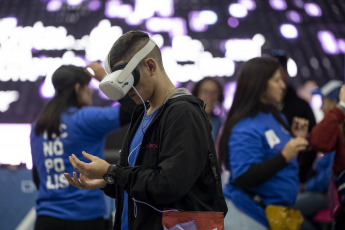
[84,61,107,82]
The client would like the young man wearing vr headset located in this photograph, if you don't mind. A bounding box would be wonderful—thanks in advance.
[64,31,227,229]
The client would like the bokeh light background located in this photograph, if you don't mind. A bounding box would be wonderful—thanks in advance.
[0,0,344,167]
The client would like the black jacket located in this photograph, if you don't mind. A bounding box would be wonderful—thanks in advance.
[103,93,227,230]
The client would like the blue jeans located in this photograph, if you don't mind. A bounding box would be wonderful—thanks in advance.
[295,192,328,230]
[224,199,268,230]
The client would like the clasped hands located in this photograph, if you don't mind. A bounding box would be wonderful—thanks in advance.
[64,151,110,190]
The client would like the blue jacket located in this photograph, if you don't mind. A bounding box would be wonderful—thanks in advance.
[223,111,299,227]
[30,106,121,220]
[305,151,335,193]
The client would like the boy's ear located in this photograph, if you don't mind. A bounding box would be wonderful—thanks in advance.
[145,58,156,73]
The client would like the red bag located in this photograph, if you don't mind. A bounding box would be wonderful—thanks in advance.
[162,210,224,230]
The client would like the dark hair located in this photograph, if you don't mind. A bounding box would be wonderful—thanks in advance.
[217,57,288,169]
[191,77,224,104]
[108,30,164,69]
[34,65,91,139]
[270,49,288,71]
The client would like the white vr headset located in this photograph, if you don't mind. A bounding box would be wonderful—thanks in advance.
[99,38,157,101]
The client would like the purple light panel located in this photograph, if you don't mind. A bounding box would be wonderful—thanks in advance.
[228,3,248,18]
[199,10,217,25]
[293,0,304,8]
[304,3,322,17]
[269,0,287,11]
[155,0,174,17]
[286,10,302,23]
[125,14,144,26]
[105,1,133,19]
[238,0,256,11]
[228,17,239,28]
[1,0,344,112]
[146,17,187,37]
[88,0,101,11]
[0,17,17,31]
[66,0,83,6]
[223,81,237,110]
[318,31,339,54]
[105,1,118,18]
[189,10,217,32]
[189,11,208,32]
[338,39,345,53]
[39,80,54,99]
[280,24,298,39]
[46,0,63,12]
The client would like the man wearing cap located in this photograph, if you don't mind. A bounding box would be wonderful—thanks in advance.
[312,80,343,114]
[295,80,341,230]
[309,80,345,230]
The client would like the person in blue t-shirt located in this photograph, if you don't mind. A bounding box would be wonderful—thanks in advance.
[191,77,225,143]
[30,62,135,230]
[218,57,309,230]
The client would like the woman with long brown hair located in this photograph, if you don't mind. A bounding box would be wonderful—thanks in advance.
[30,63,134,230]
[218,57,309,229]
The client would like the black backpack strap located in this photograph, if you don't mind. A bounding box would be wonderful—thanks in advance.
[162,99,227,213]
